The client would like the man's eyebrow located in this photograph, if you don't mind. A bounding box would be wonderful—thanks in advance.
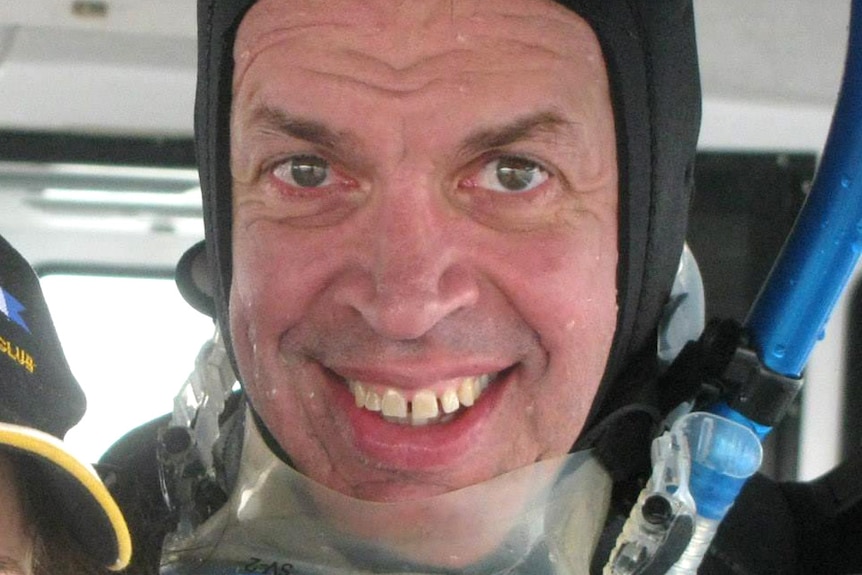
[459,111,580,157]
[246,106,347,151]
[244,107,577,159]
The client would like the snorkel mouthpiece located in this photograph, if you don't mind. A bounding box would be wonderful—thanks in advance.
[661,414,762,575]
[685,413,762,522]
[604,412,762,575]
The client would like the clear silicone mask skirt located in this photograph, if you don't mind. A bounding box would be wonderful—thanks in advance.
[161,410,612,575]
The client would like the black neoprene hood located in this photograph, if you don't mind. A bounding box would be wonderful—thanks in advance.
[194,0,701,440]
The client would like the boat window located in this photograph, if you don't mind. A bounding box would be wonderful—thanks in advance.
[40,272,215,462]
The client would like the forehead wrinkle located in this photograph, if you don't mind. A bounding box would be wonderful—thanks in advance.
[236,33,477,101]
[242,42,577,109]
[235,1,602,93]
[234,23,350,89]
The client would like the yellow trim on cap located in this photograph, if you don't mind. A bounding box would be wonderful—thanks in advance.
[0,423,132,570]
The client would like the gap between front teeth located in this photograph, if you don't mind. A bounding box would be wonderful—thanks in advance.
[349,374,492,426]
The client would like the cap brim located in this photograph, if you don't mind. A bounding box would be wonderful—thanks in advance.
[0,423,132,570]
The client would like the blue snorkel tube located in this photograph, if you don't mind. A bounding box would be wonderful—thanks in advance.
[711,0,862,506]
[746,7,862,383]
[605,2,862,573]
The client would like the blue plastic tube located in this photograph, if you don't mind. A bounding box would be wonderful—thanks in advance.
[745,0,862,379]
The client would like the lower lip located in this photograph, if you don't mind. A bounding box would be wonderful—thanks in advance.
[330,372,508,471]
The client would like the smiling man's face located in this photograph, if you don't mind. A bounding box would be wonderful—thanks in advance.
[229,0,618,502]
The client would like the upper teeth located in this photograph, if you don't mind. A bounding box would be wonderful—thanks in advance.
[349,374,492,426]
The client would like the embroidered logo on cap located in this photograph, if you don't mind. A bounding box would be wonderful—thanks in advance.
[0,285,35,373]
[0,286,30,333]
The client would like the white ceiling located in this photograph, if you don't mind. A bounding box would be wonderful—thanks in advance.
[696,0,851,150]
[0,1,196,135]
[0,0,854,149]
[697,0,849,107]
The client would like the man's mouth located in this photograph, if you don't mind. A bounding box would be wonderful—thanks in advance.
[347,373,495,427]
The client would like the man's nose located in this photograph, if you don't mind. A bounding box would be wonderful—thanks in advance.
[335,189,479,341]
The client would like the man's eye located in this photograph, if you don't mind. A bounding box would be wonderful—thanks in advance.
[273,155,331,188]
[476,156,549,193]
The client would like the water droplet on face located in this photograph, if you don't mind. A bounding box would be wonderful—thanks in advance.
[841,175,853,188]
[773,345,786,359]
